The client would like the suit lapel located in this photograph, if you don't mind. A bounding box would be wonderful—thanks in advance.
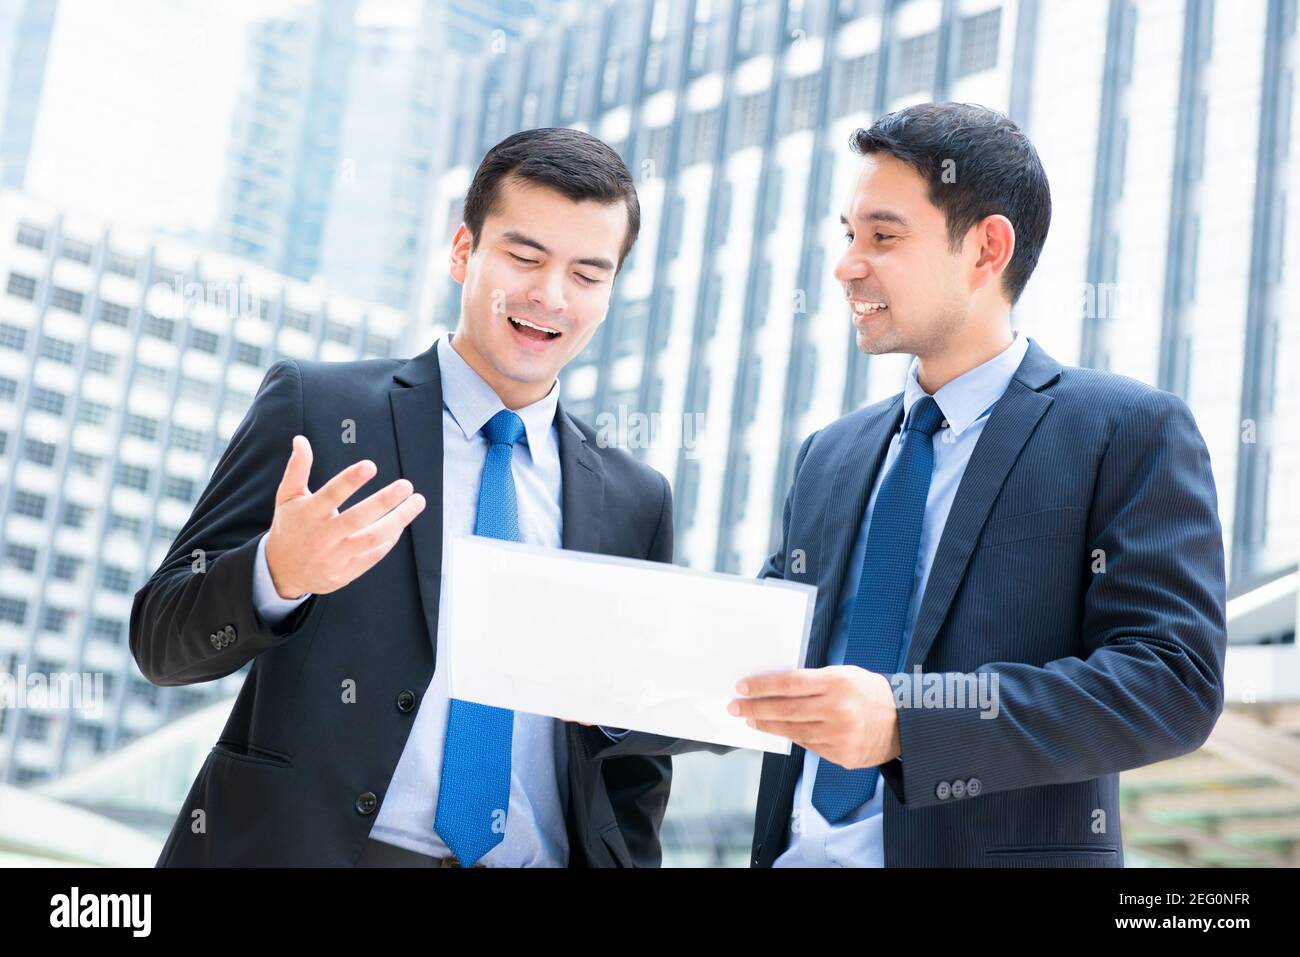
[555,401,605,554]
[807,394,903,669]
[389,343,446,655]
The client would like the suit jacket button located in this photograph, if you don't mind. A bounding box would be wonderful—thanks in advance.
[936,781,951,800]
[396,690,416,713]
[966,777,981,797]
[355,792,378,815]
[210,633,220,649]
[951,779,966,798]
[224,624,236,641]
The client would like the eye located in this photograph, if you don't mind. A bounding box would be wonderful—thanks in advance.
[575,273,601,285]
[509,252,538,265]
[843,231,854,244]
[874,232,894,242]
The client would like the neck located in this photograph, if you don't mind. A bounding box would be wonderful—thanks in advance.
[450,331,552,411]
[914,313,1014,394]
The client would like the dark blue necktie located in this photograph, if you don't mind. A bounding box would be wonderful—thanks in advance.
[434,409,525,864]
[811,394,945,823]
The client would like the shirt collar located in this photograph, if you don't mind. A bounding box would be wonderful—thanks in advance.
[436,333,561,454]
[902,330,1029,439]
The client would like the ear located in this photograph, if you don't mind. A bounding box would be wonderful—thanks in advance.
[449,223,472,285]
[969,214,1016,297]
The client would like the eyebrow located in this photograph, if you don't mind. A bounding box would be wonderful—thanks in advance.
[500,230,615,271]
[840,210,911,229]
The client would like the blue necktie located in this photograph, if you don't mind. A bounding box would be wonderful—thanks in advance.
[434,409,525,864]
[811,394,945,823]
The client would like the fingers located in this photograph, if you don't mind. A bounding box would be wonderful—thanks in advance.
[333,477,416,537]
[343,491,427,569]
[731,695,826,722]
[276,435,314,504]
[747,719,830,742]
[312,458,378,514]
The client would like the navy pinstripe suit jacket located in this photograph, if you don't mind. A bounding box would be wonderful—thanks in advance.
[582,335,1227,867]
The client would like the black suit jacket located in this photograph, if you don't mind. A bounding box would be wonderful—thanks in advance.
[131,340,675,866]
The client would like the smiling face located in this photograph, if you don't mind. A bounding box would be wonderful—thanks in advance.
[834,152,975,359]
[449,174,629,409]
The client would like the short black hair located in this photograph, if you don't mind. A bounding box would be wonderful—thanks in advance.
[850,102,1051,304]
[463,127,641,271]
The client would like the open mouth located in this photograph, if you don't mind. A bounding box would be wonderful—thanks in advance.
[851,299,888,325]
[506,314,563,346]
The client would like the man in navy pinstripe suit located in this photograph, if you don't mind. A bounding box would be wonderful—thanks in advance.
[578,102,1227,867]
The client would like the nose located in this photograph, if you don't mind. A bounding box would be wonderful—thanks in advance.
[833,245,868,286]
[527,267,567,315]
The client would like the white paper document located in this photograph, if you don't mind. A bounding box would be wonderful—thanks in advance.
[445,535,817,754]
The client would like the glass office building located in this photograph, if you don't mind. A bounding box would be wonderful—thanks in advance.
[0,188,407,786]
[415,0,1299,865]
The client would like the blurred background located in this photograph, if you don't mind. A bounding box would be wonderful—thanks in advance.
[0,0,1296,867]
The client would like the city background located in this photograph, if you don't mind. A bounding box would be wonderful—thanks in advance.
[0,0,1297,866]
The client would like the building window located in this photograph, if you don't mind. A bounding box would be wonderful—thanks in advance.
[179,376,212,402]
[282,307,312,332]
[97,301,131,326]
[91,617,123,643]
[324,319,353,345]
[60,238,95,264]
[16,222,46,250]
[38,335,76,364]
[0,322,28,350]
[0,376,16,401]
[955,8,1002,79]
[105,251,140,278]
[51,553,83,581]
[164,475,196,501]
[78,400,110,425]
[171,426,204,452]
[892,30,938,97]
[31,386,66,416]
[60,502,90,528]
[234,341,264,367]
[5,543,37,572]
[22,438,56,467]
[109,513,143,537]
[6,272,37,301]
[13,490,47,519]
[125,413,160,441]
[115,463,150,491]
[0,595,28,624]
[50,286,85,314]
[143,313,176,341]
[136,363,167,388]
[100,565,133,593]
[86,349,117,375]
[22,714,50,741]
[189,328,220,353]
[41,606,69,633]
[72,450,102,475]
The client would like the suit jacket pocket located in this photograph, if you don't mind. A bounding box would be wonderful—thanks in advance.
[976,506,1085,549]
[212,739,293,768]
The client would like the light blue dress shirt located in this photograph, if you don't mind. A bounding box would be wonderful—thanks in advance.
[774,331,1029,868]
[251,333,572,866]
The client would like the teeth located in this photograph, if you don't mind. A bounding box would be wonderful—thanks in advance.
[510,316,560,335]
[852,301,888,314]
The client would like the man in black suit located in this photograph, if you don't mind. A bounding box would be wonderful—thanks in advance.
[131,128,674,867]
